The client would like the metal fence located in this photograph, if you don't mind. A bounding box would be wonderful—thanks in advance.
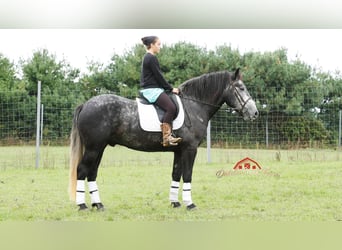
[0,87,341,150]
[210,107,341,149]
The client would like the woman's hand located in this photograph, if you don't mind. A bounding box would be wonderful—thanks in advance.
[172,88,180,95]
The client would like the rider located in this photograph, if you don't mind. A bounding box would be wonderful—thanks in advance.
[140,36,182,147]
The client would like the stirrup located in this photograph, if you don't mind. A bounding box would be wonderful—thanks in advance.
[162,140,178,147]
[168,135,182,145]
[162,137,182,147]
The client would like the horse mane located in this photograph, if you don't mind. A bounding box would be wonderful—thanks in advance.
[179,71,231,103]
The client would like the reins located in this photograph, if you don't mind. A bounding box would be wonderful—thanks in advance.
[179,94,222,128]
[180,82,252,112]
[177,72,253,125]
[180,94,222,108]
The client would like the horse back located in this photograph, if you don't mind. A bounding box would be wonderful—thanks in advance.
[77,94,138,140]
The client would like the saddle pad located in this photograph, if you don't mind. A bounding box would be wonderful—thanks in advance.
[136,95,185,132]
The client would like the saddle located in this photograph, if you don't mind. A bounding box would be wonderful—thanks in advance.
[136,93,185,132]
[137,92,180,122]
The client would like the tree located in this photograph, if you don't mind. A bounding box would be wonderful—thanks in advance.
[241,48,314,114]
[0,53,18,90]
[77,44,146,99]
[1,42,335,147]
[315,72,342,141]
[158,42,211,86]
[16,49,84,143]
[213,44,241,71]
[21,48,80,95]
[79,61,114,99]
[106,44,145,97]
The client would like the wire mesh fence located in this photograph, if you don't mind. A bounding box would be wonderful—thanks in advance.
[211,107,341,149]
[0,90,80,145]
[0,86,341,149]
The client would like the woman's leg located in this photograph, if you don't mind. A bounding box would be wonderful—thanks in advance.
[155,93,182,147]
[155,92,176,124]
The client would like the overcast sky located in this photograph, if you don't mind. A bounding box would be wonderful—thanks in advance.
[1,29,341,75]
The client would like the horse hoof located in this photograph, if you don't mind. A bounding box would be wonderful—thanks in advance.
[92,203,105,211]
[186,203,197,211]
[78,203,88,211]
[171,202,181,208]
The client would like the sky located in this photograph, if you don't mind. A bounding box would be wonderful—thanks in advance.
[1,29,342,75]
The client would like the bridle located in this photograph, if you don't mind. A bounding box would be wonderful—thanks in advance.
[180,80,253,112]
[232,80,253,114]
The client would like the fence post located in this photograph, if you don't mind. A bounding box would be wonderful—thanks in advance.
[207,120,211,163]
[339,110,341,149]
[35,81,41,168]
[266,113,269,148]
[40,104,44,144]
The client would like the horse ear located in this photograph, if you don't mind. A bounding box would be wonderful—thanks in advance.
[234,68,241,80]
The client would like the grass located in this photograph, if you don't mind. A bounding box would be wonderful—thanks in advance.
[0,146,342,221]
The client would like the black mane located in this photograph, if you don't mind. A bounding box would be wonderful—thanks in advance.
[179,71,231,103]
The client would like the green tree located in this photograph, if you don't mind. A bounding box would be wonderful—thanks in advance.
[0,53,19,90]
[78,44,146,99]
[316,72,342,141]
[79,61,115,99]
[17,49,84,143]
[158,42,211,86]
[213,44,241,71]
[106,44,145,97]
[21,49,80,95]
[241,48,314,114]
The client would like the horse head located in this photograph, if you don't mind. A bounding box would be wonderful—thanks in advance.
[225,68,259,121]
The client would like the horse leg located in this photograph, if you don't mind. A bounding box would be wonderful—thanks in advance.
[86,148,105,211]
[169,150,183,208]
[181,148,197,210]
[170,148,197,210]
[76,147,105,211]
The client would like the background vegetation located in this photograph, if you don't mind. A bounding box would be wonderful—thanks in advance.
[1,43,341,147]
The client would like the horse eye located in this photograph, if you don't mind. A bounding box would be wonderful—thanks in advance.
[239,86,245,91]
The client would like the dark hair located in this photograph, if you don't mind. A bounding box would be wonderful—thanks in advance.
[141,36,158,49]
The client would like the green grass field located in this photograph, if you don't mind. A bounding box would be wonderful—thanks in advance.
[0,146,342,221]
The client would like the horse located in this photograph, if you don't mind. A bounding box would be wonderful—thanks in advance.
[68,68,259,211]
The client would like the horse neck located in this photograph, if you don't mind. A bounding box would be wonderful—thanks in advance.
[180,72,228,118]
[181,92,223,123]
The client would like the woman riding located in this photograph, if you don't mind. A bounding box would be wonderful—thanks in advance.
[140,35,182,147]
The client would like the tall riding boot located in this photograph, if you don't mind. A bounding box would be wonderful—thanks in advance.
[161,123,182,147]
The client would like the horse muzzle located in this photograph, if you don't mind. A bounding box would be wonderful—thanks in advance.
[241,99,259,121]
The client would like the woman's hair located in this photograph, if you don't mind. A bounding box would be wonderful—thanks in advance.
[141,36,159,49]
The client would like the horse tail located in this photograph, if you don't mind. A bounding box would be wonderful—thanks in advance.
[68,104,84,201]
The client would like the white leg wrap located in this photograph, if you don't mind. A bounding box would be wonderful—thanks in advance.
[76,180,86,205]
[169,181,180,202]
[88,181,101,204]
[182,182,193,206]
